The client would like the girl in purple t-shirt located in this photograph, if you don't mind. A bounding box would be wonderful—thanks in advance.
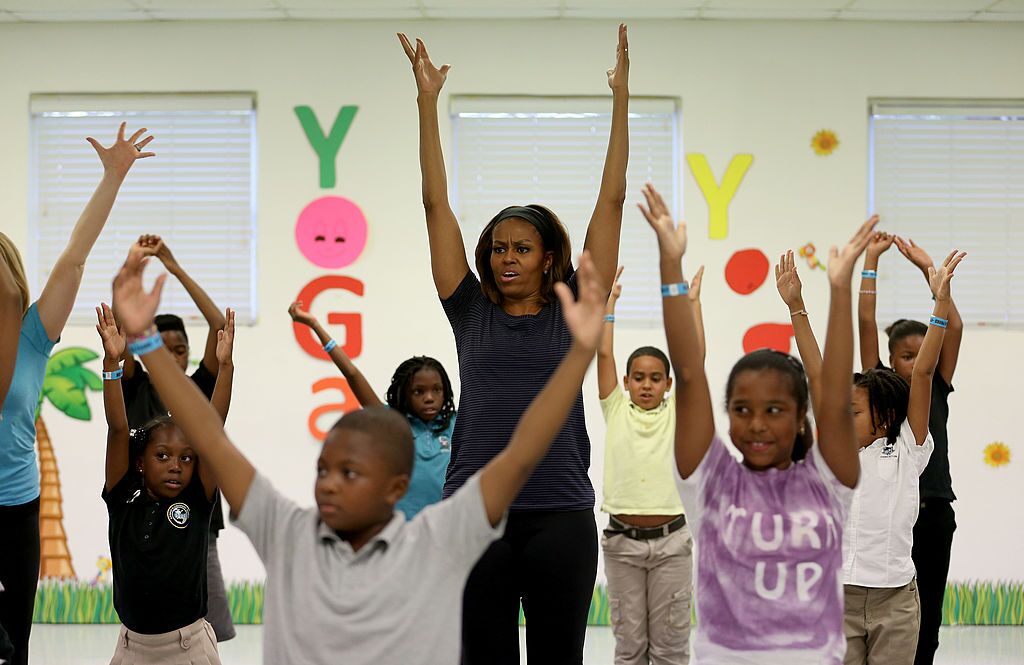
[639,183,876,665]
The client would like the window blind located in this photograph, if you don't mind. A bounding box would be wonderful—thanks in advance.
[29,93,258,325]
[451,96,680,326]
[869,100,1024,327]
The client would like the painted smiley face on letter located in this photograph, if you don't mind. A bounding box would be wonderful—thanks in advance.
[294,196,368,269]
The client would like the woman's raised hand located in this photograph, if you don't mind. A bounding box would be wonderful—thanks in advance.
[398,33,451,96]
[828,216,878,287]
[607,23,629,91]
[638,183,686,262]
[86,122,155,179]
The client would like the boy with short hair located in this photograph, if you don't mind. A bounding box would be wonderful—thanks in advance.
[111,247,608,665]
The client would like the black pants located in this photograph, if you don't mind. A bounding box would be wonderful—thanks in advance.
[911,498,956,665]
[462,509,598,665]
[0,498,40,665]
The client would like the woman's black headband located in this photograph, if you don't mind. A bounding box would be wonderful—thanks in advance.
[492,206,557,250]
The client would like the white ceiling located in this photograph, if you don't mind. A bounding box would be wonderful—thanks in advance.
[1,0,1023,22]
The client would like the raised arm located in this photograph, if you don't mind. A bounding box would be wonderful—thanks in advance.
[398,33,470,298]
[638,184,715,478]
[37,123,155,340]
[896,236,963,385]
[211,308,234,423]
[147,236,227,375]
[0,254,22,413]
[289,301,382,407]
[582,24,630,291]
[819,217,878,488]
[597,266,623,399]
[906,251,965,445]
[112,251,254,514]
[689,265,706,362]
[857,223,888,371]
[775,250,823,415]
[96,303,130,492]
[479,251,605,526]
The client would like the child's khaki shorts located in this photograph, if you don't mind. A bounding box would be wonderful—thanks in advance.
[109,618,221,665]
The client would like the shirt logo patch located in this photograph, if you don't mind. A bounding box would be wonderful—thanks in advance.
[438,436,451,450]
[167,502,190,529]
[881,440,897,458]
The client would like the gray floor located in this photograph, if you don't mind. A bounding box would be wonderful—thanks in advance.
[26,625,1024,663]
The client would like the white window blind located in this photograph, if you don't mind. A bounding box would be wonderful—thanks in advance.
[30,93,257,325]
[451,96,680,326]
[869,101,1024,327]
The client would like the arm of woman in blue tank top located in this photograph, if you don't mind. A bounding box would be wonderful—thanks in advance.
[906,251,965,445]
[775,251,823,416]
[97,302,131,492]
[857,223,888,372]
[480,251,605,526]
[288,301,382,408]
[0,255,21,414]
[583,24,629,293]
[819,217,878,488]
[639,184,715,478]
[398,33,471,300]
[895,236,964,385]
[113,253,255,515]
[36,123,155,341]
[597,266,624,399]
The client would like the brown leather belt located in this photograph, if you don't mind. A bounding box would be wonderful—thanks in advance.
[604,514,687,541]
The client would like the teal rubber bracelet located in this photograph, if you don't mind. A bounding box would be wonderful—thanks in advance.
[661,282,689,297]
[323,339,338,353]
[128,332,163,357]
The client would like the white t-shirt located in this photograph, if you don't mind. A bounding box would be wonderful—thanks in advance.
[842,419,933,588]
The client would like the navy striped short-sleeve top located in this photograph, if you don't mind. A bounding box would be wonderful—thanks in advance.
[441,270,594,511]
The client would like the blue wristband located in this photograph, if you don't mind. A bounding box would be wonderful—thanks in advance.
[929,315,948,329]
[861,269,878,279]
[102,369,123,381]
[604,314,615,323]
[661,282,689,298]
[323,339,338,353]
[128,332,163,357]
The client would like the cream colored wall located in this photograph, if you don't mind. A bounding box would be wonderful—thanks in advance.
[0,18,1021,583]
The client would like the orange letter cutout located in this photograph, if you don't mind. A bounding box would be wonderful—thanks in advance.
[307,377,359,440]
[293,275,364,361]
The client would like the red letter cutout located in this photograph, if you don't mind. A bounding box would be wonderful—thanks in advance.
[307,377,359,440]
[294,275,364,360]
[743,323,795,355]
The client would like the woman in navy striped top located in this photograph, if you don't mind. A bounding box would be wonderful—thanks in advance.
[399,25,630,665]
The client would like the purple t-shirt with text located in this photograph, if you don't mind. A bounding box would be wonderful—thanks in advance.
[676,436,854,665]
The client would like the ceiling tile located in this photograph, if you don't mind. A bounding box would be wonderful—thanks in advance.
[972,9,1024,18]
[846,0,993,9]
[563,7,700,18]
[423,7,560,18]
[705,0,848,8]
[10,9,148,20]
[700,8,840,19]
[421,0,559,6]
[838,9,977,19]
[987,0,1024,9]
[133,0,278,7]
[564,0,704,7]
[286,7,421,18]
[0,0,135,8]
[0,10,17,20]
[147,8,287,19]
[277,0,417,6]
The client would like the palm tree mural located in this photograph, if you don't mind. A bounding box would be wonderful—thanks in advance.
[36,346,102,579]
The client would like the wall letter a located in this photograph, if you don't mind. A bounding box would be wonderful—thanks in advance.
[295,105,359,188]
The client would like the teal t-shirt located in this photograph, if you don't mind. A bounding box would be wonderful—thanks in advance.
[0,303,58,505]
[396,413,454,520]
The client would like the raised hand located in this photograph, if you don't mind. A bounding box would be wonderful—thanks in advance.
[606,23,629,91]
[895,236,935,274]
[928,250,967,302]
[775,250,804,309]
[95,303,126,361]
[216,308,235,366]
[288,300,318,328]
[398,33,451,96]
[112,246,167,336]
[606,265,624,313]
[638,183,686,261]
[828,216,879,287]
[86,122,155,179]
[148,236,180,272]
[865,226,894,258]
[689,265,705,303]
[557,250,606,353]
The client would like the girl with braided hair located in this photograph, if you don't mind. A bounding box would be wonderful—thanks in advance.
[289,302,455,519]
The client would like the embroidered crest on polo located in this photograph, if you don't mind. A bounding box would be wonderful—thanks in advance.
[167,502,191,528]
[439,436,451,450]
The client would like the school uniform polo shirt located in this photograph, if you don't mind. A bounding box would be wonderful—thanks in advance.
[103,472,215,634]
[396,413,454,520]
[232,472,504,665]
[842,419,933,588]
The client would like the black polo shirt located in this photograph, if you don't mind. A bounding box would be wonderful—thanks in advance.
[122,361,226,532]
[103,472,214,634]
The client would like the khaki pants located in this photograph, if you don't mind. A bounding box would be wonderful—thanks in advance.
[109,618,221,665]
[843,580,920,665]
[602,524,693,665]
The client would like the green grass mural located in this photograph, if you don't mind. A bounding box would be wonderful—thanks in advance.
[35,579,1024,626]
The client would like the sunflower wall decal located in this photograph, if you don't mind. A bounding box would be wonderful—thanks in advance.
[811,129,839,156]
[984,442,1011,468]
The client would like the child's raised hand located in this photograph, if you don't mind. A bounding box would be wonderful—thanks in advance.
[895,236,934,274]
[557,250,606,353]
[928,250,967,302]
[865,225,893,258]
[606,265,624,313]
[827,216,879,287]
[216,308,235,367]
[606,24,629,91]
[775,250,804,309]
[398,34,451,96]
[288,300,318,328]
[688,265,705,303]
[86,122,155,179]
[112,246,166,336]
[638,183,686,261]
[95,303,126,361]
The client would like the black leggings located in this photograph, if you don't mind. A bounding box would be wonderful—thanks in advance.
[912,499,956,665]
[0,498,40,665]
[461,509,597,665]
